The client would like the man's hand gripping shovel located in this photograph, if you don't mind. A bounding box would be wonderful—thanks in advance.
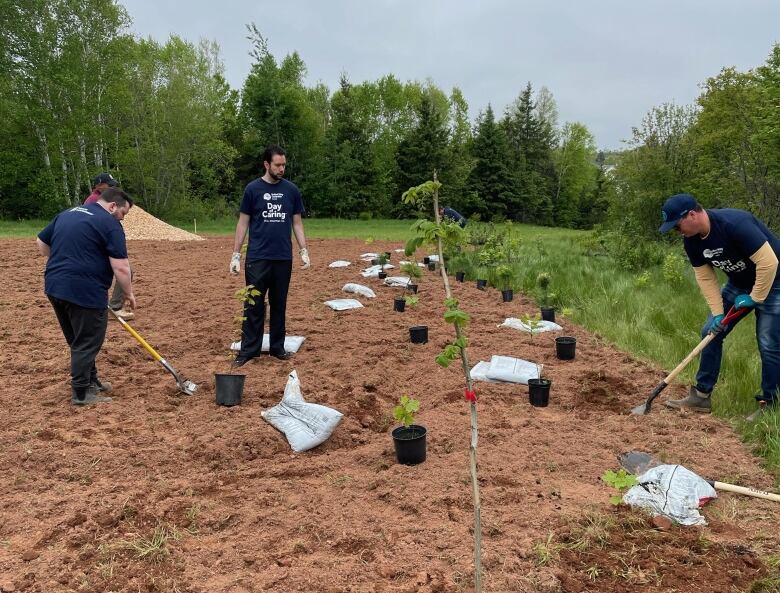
[631,305,748,415]
[109,308,198,396]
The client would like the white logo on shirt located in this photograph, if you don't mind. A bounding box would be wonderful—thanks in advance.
[703,248,723,258]
[69,207,93,216]
[263,193,272,201]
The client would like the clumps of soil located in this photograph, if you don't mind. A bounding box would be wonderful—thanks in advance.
[123,206,203,241]
[571,369,633,413]
[540,507,768,593]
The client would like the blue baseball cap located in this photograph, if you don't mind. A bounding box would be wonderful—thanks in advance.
[659,193,698,233]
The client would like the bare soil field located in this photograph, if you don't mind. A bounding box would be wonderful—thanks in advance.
[0,236,778,593]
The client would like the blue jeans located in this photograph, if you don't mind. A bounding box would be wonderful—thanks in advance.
[695,281,780,404]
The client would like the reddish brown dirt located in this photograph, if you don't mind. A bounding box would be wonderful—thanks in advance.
[0,236,778,593]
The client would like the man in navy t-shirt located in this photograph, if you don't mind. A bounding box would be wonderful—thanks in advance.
[229,145,310,365]
[37,188,136,405]
[659,193,780,421]
[439,206,467,227]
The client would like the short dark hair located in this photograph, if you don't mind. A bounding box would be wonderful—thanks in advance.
[99,187,133,209]
[262,145,286,165]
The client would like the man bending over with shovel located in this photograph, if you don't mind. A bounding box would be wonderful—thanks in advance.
[37,188,136,405]
[659,193,780,421]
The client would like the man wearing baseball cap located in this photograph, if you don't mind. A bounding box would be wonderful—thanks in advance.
[83,172,134,319]
[84,173,118,205]
[659,193,780,421]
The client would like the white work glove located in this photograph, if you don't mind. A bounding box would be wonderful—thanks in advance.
[300,247,311,270]
[229,252,241,275]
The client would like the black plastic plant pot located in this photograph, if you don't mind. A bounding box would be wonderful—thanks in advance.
[541,306,555,322]
[392,424,427,465]
[501,289,513,302]
[409,325,428,344]
[423,256,430,265]
[407,283,418,294]
[393,297,406,312]
[555,336,577,360]
[476,279,488,290]
[455,271,466,282]
[378,271,388,279]
[528,378,551,407]
[427,262,436,271]
[214,373,245,407]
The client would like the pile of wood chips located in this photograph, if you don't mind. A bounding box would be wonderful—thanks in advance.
[122,206,204,241]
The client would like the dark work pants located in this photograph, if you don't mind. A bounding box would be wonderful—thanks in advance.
[47,295,108,397]
[239,259,292,358]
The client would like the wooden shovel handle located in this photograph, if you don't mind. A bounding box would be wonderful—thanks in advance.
[662,306,747,385]
[711,481,780,503]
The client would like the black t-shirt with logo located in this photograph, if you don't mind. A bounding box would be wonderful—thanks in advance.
[240,178,304,260]
[684,208,780,290]
[38,203,128,308]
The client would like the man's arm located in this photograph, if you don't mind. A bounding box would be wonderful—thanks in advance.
[36,238,50,257]
[109,256,136,310]
[693,264,724,315]
[232,213,250,253]
[292,214,310,269]
[749,241,778,303]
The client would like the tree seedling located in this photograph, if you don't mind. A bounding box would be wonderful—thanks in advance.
[537,272,552,307]
[393,395,420,428]
[601,469,638,505]
[231,284,260,372]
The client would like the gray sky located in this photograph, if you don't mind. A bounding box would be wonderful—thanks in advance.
[121,0,779,150]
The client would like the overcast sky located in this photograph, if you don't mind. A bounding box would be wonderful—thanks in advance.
[121,0,778,150]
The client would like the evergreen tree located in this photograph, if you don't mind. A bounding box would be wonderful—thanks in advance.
[468,105,516,219]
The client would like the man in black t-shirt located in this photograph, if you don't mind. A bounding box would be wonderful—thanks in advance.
[229,145,310,366]
[659,193,780,421]
[37,188,135,405]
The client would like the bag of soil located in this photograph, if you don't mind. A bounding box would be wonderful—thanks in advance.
[342,283,376,298]
[328,260,352,268]
[261,370,343,452]
[499,318,562,333]
[484,355,541,384]
[323,298,364,311]
[230,335,306,352]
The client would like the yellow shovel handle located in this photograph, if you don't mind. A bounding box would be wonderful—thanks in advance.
[109,309,163,363]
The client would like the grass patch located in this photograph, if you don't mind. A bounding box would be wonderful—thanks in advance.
[121,522,179,562]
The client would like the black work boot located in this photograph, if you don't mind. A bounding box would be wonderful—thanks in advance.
[746,396,776,422]
[91,378,113,393]
[71,385,113,406]
[665,386,711,412]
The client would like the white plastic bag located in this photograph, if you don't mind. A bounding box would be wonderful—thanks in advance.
[328,260,351,268]
[360,252,379,261]
[623,464,717,526]
[484,355,541,384]
[360,264,381,277]
[469,361,504,383]
[230,335,306,353]
[427,254,439,262]
[261,370,343,452]
[323,298,364,311]
[384,276,412,288]
[499,318,562,333]
[342,283,376,298]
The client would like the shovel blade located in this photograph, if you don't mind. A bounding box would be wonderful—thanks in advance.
[630,402,650,415]
[629,382,667,416]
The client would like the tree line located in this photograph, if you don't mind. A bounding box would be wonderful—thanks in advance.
[2,1,777,236]
[0,0,606,227]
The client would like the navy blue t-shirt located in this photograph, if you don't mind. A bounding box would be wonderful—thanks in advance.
[240,178,304,260]
[38,203,128,309]
[443,207,467,227]
[684,208,780,290]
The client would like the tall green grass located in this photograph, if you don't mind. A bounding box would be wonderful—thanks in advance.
[451,225,779,481]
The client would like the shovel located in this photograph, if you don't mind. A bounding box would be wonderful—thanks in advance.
[109,308,198,396]
[631,306,747,415]
[619,451,780,503]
